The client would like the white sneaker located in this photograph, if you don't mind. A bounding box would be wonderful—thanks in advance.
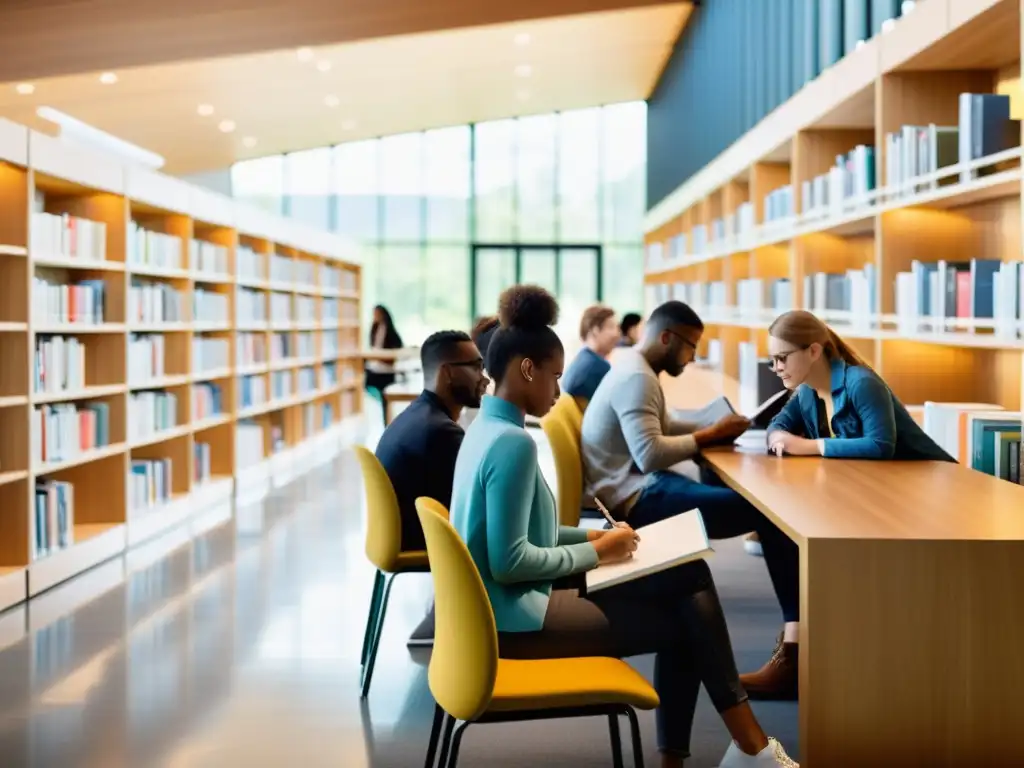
[719,737,798,767]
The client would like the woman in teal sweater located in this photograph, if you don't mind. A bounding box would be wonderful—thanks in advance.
[449,286,797,768]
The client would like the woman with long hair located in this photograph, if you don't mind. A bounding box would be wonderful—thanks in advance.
[365,305,404,422]
[739,309,953,701]
[449,285,798,768]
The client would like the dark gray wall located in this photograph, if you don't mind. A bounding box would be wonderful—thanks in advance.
[646,0,900,211]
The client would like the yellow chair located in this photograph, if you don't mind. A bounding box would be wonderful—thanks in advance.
[541,395,587,527]
[352,445,436,699]
[415,499,658,768]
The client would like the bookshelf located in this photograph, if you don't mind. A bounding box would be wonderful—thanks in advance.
[0,118,363,609]
[644,0,1024,421]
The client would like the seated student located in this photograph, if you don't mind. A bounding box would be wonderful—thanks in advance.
[736,310,955,697]
[450,285,798,768]
[560,304,620,411]
[458,315,500,431]
[618,312,643,347]
[581,300,802,701]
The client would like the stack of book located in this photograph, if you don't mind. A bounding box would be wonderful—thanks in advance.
[33,402,110,465]
[33,479,74,559]
[129,457,173,511]
[922,403,1022,483]
[34,336,86,394]
[32,274,106,325]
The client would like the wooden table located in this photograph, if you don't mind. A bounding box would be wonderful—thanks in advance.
[381,383,420,426]
[670,368,1024,767]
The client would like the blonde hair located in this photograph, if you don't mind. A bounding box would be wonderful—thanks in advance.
[769,310,868,367]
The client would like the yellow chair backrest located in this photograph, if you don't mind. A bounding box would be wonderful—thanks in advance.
[352,445,404,571]
[541,396,586,527]
[416,500,498,722]
[414,495,450,521]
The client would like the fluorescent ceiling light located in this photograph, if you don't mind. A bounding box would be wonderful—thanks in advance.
[514,64,533,78]
[197,104,214,116]
[324,95,340,108]
[316,60,332,72]
[99,72,118,85]
[15,83,34,95]
[218,119,236,133]
[35,106,165,169]
[242,136,258,148]
[297,47,314,62]
[514,33,531,46]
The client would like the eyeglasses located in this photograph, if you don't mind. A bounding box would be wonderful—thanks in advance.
[769,346,808,370]
[667,330,698,352]
[446,359,485,372]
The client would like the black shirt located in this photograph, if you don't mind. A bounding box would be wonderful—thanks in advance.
[374,391,464,551]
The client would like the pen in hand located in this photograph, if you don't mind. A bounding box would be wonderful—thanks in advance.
[593,497,640,542]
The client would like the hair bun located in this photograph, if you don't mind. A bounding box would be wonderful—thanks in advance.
[497,284,559,331]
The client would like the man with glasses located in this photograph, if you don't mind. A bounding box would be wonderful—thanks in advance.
[581,302,800,693]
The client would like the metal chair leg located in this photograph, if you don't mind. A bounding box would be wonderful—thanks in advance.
[625,707,644,768]
[360,572,395,698]
[445,721,471,768]
[608,712,625,768]
[423,703,445,768]
[436,714,456,768]
[360,570,385,668]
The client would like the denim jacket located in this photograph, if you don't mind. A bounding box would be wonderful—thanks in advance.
[767,360,955,461]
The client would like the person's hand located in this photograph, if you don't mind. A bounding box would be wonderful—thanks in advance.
[696,414,751,446]
[592,526,638,563]
[768,431,820,457]
[588,522,639,543]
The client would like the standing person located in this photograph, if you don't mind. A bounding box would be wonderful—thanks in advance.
[560,304,620,412]
[450,285,798,768]
[618,312,643,347]
[365,305,403,424]
[738,310,955,699]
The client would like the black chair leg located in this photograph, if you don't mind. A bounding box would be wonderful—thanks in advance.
[436,714,457,768]
[608,713,625,768]
[360,572,395,698]
[423,703,445,768]
[445,721,471,768]
[625,707,644,768]
[360,570,385,668]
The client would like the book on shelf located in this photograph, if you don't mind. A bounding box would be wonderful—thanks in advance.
[128,223,182,269]
[802,145,876,215]
[189,239,229,275]
[895,258,1022,334]
[34,402,110,465]
[128,334,166,382]
[128,281,183,324]
[922,402,1024,484]
[130,458,173,510]
[193,382,223,419]
[763,185,795,224]
[33,276,106,325]
[236,420,265,469]
[672,389,791,433]
[128,390,177,441]
[31,211,107,263]
[34,336,86,393]
[33,480,74,560]
[194,442,212,483]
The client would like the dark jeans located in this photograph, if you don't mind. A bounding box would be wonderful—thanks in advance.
[498,561,746,758]
[629,470,801,624]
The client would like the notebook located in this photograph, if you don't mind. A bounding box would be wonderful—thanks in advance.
[585,509,713,593]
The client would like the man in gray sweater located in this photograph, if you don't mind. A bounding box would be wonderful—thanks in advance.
[581,300,801,701]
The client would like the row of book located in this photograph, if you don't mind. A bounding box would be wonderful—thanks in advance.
[237,246,262,282]
[127,224,182,270]
[194,442,212,484]
[194,289,229,324]
[802,146,876,217]
[33,275,106,325]
[237,288,267,323]
[193,382,224,420]
[297,367,317,395]
[128,390,178,442]
[295,296,317,323]
[237,421,265,469]
[763,185,795,224]
[271,371,292,400]
[129,281,184,324]
[129,334,167,383]
[193,337,230,373]
[32,212,107,263]
[33,402,110,466]
[270,292,293,323]
[240,375,267,409]
[922,404,1023,484]
[34,336,86,394]
[189,240,229,276]
[321,362,338,389]
[238,332,268,366]
[270,254,293,284]
[34,479,74,561]
[129,457,173,511]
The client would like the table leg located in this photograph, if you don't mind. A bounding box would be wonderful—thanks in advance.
[801,538,1024,767]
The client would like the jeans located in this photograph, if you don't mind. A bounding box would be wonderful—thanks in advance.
[629,470,801,623]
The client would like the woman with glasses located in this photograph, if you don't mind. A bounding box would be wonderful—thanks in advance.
[740,309,954,701]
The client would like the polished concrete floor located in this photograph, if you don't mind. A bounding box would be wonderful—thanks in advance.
[0,432,798,767]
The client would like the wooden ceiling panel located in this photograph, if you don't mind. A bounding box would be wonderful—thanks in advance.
[0,5,692,174]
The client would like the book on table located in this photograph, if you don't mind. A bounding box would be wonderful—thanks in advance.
[585,509,713,594]
[673,389,792,432]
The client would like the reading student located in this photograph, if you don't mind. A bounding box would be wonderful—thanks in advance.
[559,304,620,411]
[449,285,798,768]
[741,310,954,698]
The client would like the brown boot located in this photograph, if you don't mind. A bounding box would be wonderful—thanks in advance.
[739,632,798,700]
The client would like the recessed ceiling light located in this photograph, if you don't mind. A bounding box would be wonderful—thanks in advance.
[341,119,357,131]
[316,60,332,72]
[197,104,214,116]
[517,88,531,102]
[514,64,533,78]
[324,94,340,108]
[242,136,258,148]
[297,47,314,62]
[15,83,34,95]
[99,72,118,85]
[514,33,531,46]
[218,119,236,133]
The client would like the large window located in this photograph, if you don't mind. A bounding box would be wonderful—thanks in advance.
[232,102,647,343]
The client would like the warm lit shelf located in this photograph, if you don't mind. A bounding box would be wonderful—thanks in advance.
[34,323,126,334]
[192,413,232,431]
[33,256,125,272]
[192,368,233,382]
[0,470,28,486]
[32,384,125,404]
[0,322,28,332]
[130,425,192,449]
[0,395,29,408]
[128,263,190,280]
[35,443,127,475]
[0,245,27,257]
[129,375,190,390]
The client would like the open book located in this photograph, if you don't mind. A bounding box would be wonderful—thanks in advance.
[674,389,791,432]
[585,510,713,593]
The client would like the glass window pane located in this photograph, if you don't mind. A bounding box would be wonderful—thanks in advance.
[602,245,645,320]
[380,132,423,240]
[377,244,426,343]
[520,249,557,296]
[284,147,332,229]
[473,247,516,320]
[474,120,516,243]
[425,127,470,242]
[231,155,284,216]
[558,109,601,242]
[424,245,471,331]
[516,115,557,243]
[333,140,380,242]
[557,248,600,348]
[601,101,647,243]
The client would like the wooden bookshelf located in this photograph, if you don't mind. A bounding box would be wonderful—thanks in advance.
[644,0,1024,414]
[0,118,363,607]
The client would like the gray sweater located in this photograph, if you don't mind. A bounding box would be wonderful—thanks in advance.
[580,349,700,510]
